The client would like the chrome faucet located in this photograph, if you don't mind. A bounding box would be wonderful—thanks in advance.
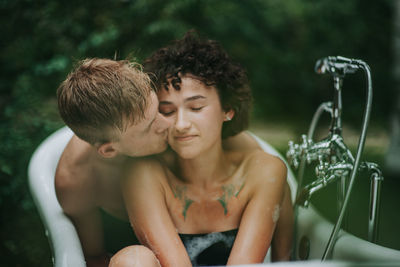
[286,56,384,259]
[287,133,355,207]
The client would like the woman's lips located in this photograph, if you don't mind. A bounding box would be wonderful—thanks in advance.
[174,135,197,142]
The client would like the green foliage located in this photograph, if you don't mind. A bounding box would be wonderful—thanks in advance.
[0,0,395,265]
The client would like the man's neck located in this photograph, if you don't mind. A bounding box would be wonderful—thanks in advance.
[93,152,128,166]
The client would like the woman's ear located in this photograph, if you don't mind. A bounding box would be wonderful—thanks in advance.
[224,109,235,122]
[97,142,118,158]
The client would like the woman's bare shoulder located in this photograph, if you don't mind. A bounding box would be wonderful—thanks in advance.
[223,132,262,152]
[241,150,287,187]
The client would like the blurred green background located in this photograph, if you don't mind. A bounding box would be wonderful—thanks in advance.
[1,0,398,266]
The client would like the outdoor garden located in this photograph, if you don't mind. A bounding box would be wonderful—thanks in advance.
[0,0,398,266]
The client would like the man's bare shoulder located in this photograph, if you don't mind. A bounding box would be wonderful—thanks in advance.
[55,135,96,187]
[55,135,97,214]
[124,155,167,183]
[122,153,175,198]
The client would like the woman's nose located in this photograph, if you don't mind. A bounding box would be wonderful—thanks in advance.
[174,110,191,132]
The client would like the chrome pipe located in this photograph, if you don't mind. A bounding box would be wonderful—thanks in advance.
[363,162,384,243]
[292,101,333,260]
[287,57,381,260]
[295,102,333,200]
[331,77,343,135]
[368,172,382,243]
[307,102,333,138]
[322,60,373,260]
[337,175,346,212]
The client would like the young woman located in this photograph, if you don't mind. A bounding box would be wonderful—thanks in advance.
[111,32,293,267]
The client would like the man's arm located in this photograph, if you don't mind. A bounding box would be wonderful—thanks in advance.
[55,169,110,267]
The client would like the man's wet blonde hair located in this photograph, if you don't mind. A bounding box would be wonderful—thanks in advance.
[57,58,152,144]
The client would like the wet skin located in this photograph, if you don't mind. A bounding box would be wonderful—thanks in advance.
[122,75,292,266]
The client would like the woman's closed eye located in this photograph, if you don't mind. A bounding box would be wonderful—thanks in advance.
[159,108,175,116]
[191,106,204,111]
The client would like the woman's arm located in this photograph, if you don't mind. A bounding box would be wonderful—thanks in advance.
[227,152,287,265]
[271,182,294,261]
[226,132,294,261]
[122,159,192,267]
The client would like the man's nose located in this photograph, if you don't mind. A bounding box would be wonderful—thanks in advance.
[155,112,170,134]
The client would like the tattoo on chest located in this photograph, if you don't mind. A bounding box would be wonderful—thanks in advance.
[217,183,245,215]
[173,185,194,220]
[172,182,245,219]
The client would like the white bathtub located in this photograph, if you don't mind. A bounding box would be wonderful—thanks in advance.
[28,127,400,266]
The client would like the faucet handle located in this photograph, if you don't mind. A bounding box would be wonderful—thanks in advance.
[287,141,300,169]
[301,134,309,147]
[287,135,315,169]
[318,154,324,165]
[306,154,314,164]
[315,155,329,179]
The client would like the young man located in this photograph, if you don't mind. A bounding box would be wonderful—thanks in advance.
[55,58,171,267]
[55,58,262,267]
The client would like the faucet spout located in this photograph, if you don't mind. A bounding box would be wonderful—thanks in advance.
[295,160,354,207]
[295,174,337,207]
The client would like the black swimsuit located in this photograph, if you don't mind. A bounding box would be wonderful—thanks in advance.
[179,229,238,266]
[101,210,237,266]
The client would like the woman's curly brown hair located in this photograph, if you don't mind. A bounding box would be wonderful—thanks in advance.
[144,30,252,139]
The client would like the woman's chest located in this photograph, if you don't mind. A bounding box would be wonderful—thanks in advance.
[165,184,248,233]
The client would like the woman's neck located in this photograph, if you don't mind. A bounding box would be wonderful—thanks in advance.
[176,143,235,188]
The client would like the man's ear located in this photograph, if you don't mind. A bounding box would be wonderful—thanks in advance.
[97,142,118,158]
[224,109,235,121]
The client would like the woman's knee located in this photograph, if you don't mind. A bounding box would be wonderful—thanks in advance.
[109,245,160,267]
